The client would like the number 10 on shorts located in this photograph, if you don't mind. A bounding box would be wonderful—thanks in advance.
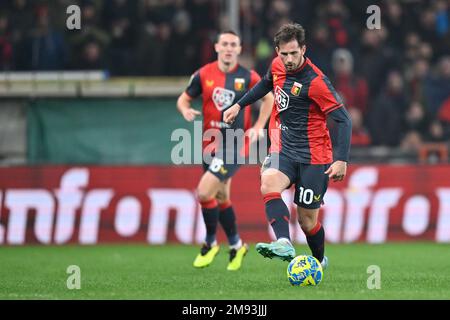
[298,187,314,205]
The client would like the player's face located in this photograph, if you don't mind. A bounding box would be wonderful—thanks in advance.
[215,33,242,66]
[276,40,306,72]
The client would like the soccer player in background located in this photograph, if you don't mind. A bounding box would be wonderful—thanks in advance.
[177,31,274,271]
[224,23,352,269]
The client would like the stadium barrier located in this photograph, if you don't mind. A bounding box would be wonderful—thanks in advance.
[0,165,449,245]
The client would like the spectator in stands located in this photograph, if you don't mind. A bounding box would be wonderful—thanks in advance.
[68,2,110,71]
[106,2,138,75]
[424,56,450,117]
[331,48,369,115]
[407,58,430,103]
[187,0,218,66]
[384,0,409,48]
[404,32,422,63]
[0,13,13,70]
[435,0,449,36]
[307,23,333,76]
[72,40,106,70]
[404,101,430,137]
[400,131,423,153]
[400,96,436,154]
[400,100,430,152]
[322,0,353,49]
[358,28,400,97]
[437,95,450,139]
[417,8,440,52]
[69,1,110,49]
[102,0,138,30]
[425,119,449,143]
[19,5,67,70]
[167,10,197,76]
[348,107,371,147]
[136,21,171,76]
[368,70,409,146]
[8,0,33,71]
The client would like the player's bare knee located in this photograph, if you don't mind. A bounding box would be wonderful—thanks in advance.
[260,183,277,195]
[196,188,214,203]
[300,221,315,234]
[298,215,315,233]
[260,176,278,195]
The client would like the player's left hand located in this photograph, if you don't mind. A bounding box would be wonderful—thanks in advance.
[223,104,241,124]
[324,160,347,182]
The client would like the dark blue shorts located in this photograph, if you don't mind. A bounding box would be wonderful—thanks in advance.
[202,156,241,182]
[261,153,331,209]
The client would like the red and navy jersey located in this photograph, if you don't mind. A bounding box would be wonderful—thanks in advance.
[267,56,344,164]
[185,61,261,153]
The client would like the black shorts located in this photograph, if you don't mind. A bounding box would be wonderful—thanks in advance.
[202,156,241,182]
[261,153,331,209]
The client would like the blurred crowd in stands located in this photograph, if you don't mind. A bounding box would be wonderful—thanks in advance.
[0,0,449,152]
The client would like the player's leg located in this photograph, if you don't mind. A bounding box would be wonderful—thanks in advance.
[216,178,248,271]
[216,179,248,271]
[193,170,222,268]
[297,207,325,264]
[216,179,240,247]
[295,163,330,269]
[256,154,296,261]
[261,168,292,240]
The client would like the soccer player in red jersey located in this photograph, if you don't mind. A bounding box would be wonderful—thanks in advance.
[224,24,352,269]
[177,31,274,271]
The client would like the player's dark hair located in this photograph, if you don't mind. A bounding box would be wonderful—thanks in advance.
[274,23,306,48]
[216,30,241,44]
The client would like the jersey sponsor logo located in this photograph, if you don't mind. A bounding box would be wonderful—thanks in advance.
[206,80,214,87]
[234,78,245,91]
[291,81,302,96]
[212,87,236,111]
[275,86,289,112]
[210,120,231,129]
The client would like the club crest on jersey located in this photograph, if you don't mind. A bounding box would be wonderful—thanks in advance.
[234,78,245,91]
[212,87,235,111]
[274,86,289,112]
[291,81,302,96]
[206,80,214,87]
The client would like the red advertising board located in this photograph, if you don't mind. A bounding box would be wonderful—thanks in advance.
[0,165,449,245]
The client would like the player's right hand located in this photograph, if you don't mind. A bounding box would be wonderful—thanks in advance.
[223,104,241,124]
[325,160,347,182]
[182,108,201,122]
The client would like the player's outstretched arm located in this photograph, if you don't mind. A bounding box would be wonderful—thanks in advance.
[224,78,273,124]
[177,92,201,122]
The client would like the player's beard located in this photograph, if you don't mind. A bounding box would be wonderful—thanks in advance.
[285,57,303,71]
[285,63,297,71]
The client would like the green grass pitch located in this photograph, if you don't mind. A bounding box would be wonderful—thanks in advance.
[0,243,449,299]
